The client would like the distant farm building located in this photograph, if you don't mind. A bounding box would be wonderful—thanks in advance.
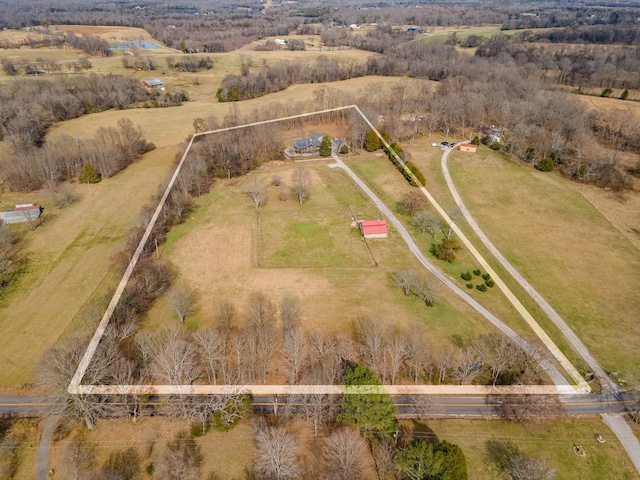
[0,204,43,225]
[358,219,388,239]
[26,68,46,76]
[143,79,165,90]
[458,143,477,153]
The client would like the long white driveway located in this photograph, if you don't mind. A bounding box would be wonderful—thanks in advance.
[440,146,640,473]
[440,146,615,392]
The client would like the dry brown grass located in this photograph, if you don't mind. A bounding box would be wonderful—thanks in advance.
[56,25,156,43]
[444,146,640,385]
[143,160,496,346]
[48,75,411,148]
[0,147,176,390]
[50,417,254,479]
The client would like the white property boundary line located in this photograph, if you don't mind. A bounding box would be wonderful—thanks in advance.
[69,105,588,396]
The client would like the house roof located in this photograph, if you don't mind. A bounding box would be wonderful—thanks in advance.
[459,143,476,148]
[3,205,41,224]
[311,133,324,147]
[293,138,312,150]
[144,79,164,86]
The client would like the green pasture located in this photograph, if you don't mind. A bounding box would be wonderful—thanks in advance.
[444,146,640,386]
[427,418,637,480]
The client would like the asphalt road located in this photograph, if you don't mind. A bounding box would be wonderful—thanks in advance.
[2,393,637,417]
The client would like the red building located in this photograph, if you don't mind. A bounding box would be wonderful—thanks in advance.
[458,143,478,153]
[358,219,388,239]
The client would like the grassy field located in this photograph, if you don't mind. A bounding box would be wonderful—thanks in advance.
[426,417,637,480]
[438,145,640,386]
[48,75,420,149]
[0,419,41,480]
[342,152,549,343]
[143,160,499,348]
[0,147,176,390]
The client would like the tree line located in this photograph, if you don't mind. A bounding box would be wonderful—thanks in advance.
[0,118,155,192]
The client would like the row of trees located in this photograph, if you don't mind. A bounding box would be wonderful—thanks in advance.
[216,56,365,102]
[0,74,149,148]
[0,118,155,191]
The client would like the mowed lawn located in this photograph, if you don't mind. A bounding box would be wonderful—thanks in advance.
[144,160,498,347]
[0,147,176,389]
[426,418,637,480]
[444,146,640,385]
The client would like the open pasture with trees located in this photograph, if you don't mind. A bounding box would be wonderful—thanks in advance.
[0,145,176,388]
[144,158,498,348]
[441,147,640,386]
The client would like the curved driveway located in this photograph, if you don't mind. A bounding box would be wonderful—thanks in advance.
[330,152,567,387]
[440,147,615,392]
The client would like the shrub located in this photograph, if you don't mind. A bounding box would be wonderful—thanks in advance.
[489,142,501,151]
[466,283,474,289]
[481,273,491,281]
[601,87,613,97]
[406,161,426,186]
[473,269,481,276]
[339,144,349,154]
[461,271,472,281]
[476,283,487,292]
[471,135,480,146]
[537,157,554,172]
[364,129,381,151]
[485,279,495,288]
[433,237,462,263]
[620,89,629,100]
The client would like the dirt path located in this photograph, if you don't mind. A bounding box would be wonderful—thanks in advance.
[35,415,58,480]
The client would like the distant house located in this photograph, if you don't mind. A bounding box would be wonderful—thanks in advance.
[458,143,477,153]
[26,68,46,76]
[479,124,503,143]
[143,79,164,90]
[292,133,325,153]
[0,204,43,225]
[358,219,388,239]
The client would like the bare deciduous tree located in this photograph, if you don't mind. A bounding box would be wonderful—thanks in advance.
[392,268,418,296]
[291,167,312,205]
[322,428,368,480]
[154,433,203,480]
[151,328,201,385]
[167,285,196,323]
[352,316,388,380]
[411,275,437,307]
[283,326,306,384]
[280,294,303,331]
[193,328,225,384]
[411,210,439,238]
[61,435,96,480]
[215,300,236,330]
[244,177,267,211]
[38,338,118,430]
[254,424,302,480]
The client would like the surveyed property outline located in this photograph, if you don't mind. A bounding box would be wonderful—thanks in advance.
[69,105,591,397]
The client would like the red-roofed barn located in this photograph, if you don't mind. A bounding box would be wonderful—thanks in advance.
[358,219,388,239]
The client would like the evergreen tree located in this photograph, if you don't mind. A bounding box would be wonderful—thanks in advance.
[620,89,629,100]
[439,441,468,480]
[338,364,397,440]
[364,130,381,152]
[396,440,445,480]
[319,135,332,157]
[80,162,100,184]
